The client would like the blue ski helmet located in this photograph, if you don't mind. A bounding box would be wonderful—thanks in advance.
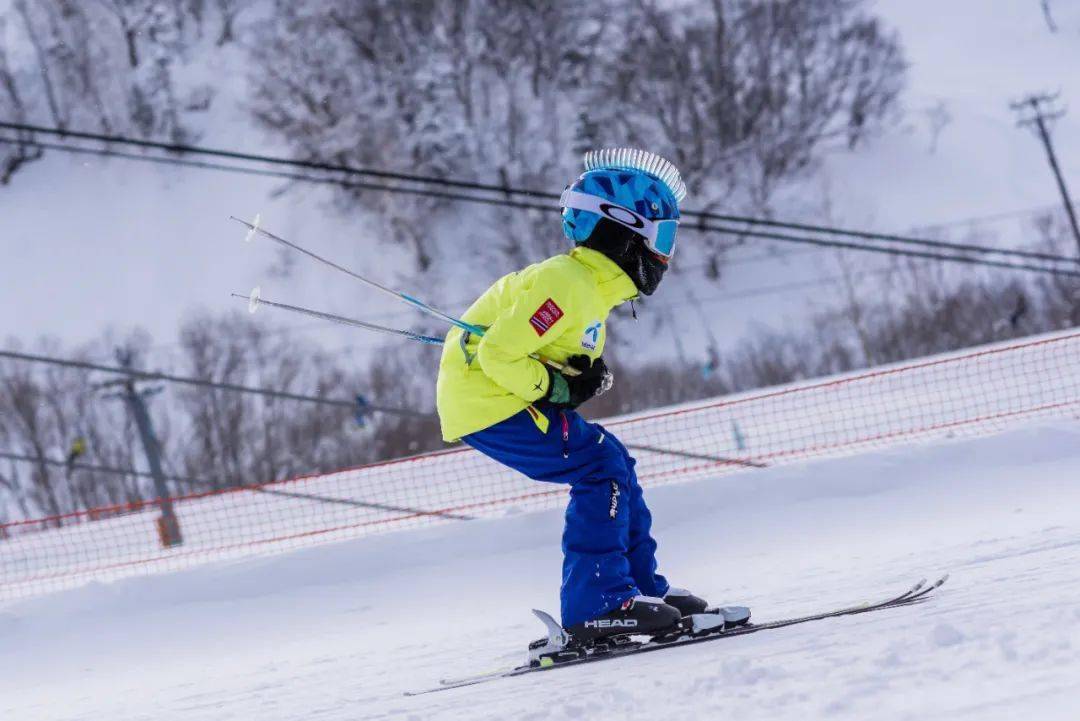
[561,148,687,260]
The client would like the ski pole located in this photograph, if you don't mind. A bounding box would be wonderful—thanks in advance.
[232,214,485,335]
[236,288,446,344]
[233,215,578,375]
[238,292,764,469]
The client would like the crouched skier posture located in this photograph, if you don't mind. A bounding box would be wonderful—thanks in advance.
[436,148,708,642]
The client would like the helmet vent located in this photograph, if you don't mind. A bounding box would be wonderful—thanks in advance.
[583,148,687,204]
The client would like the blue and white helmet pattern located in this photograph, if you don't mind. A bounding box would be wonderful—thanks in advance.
[561,148,687,247]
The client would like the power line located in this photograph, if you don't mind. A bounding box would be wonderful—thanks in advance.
[0,120,547,198]
[688,209,1072,263]
[1,120,1074,266]
[4,129,1077,380]
[0,450,470,519]
[211,237,1069,355]
[907,197,1080,232]
[232,246,834,339]
[233,245,831,340]
[0,349,431,418]
[3,131,1075,276]
[12,134,1068,364]
[5,351,766,515]
[0,450,167,481]
[661,267,896,308]
[2,134,1077,281]
[320,265,902,373]
[0,133,563,215]
[691,222,1080,278]
[64,225,840,362]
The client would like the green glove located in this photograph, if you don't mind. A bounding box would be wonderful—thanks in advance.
[545,355,612,409]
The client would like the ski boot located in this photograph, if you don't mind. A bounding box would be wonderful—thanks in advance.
[566,595,682,643]
[664,587,709,616]
[664,587,752,630]
[526,596,681,667]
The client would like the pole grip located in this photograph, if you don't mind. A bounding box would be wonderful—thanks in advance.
[536,355,582,377]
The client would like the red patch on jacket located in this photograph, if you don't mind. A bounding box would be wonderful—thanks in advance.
[529,298,564,336]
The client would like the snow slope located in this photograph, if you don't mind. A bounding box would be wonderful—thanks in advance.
[3,420,1079,720]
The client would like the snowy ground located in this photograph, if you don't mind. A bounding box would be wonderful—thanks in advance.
[3,421,1079,720]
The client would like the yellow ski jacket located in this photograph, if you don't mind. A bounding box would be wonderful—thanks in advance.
[436,246,637,442]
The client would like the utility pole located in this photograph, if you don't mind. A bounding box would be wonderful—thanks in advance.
[1011,92,1080,257]
[105,349,183,548]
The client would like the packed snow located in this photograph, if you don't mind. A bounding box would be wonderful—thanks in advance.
[3,420,1079,720]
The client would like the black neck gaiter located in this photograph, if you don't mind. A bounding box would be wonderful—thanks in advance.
[582,219,667,296]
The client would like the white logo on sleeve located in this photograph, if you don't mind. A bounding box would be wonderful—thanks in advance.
[581,321,602,351]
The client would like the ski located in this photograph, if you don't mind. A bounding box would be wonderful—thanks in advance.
[404,574,948,696]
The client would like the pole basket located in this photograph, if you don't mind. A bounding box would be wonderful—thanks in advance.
[156,513,183,548]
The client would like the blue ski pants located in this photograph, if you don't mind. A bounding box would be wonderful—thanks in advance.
[463,403,669,627]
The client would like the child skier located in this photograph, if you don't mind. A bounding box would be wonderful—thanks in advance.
[436,148,707,641]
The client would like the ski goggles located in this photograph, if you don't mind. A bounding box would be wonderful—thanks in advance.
[560,189,679,260]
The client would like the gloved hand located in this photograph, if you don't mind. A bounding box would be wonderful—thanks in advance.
[546,355,613,409]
